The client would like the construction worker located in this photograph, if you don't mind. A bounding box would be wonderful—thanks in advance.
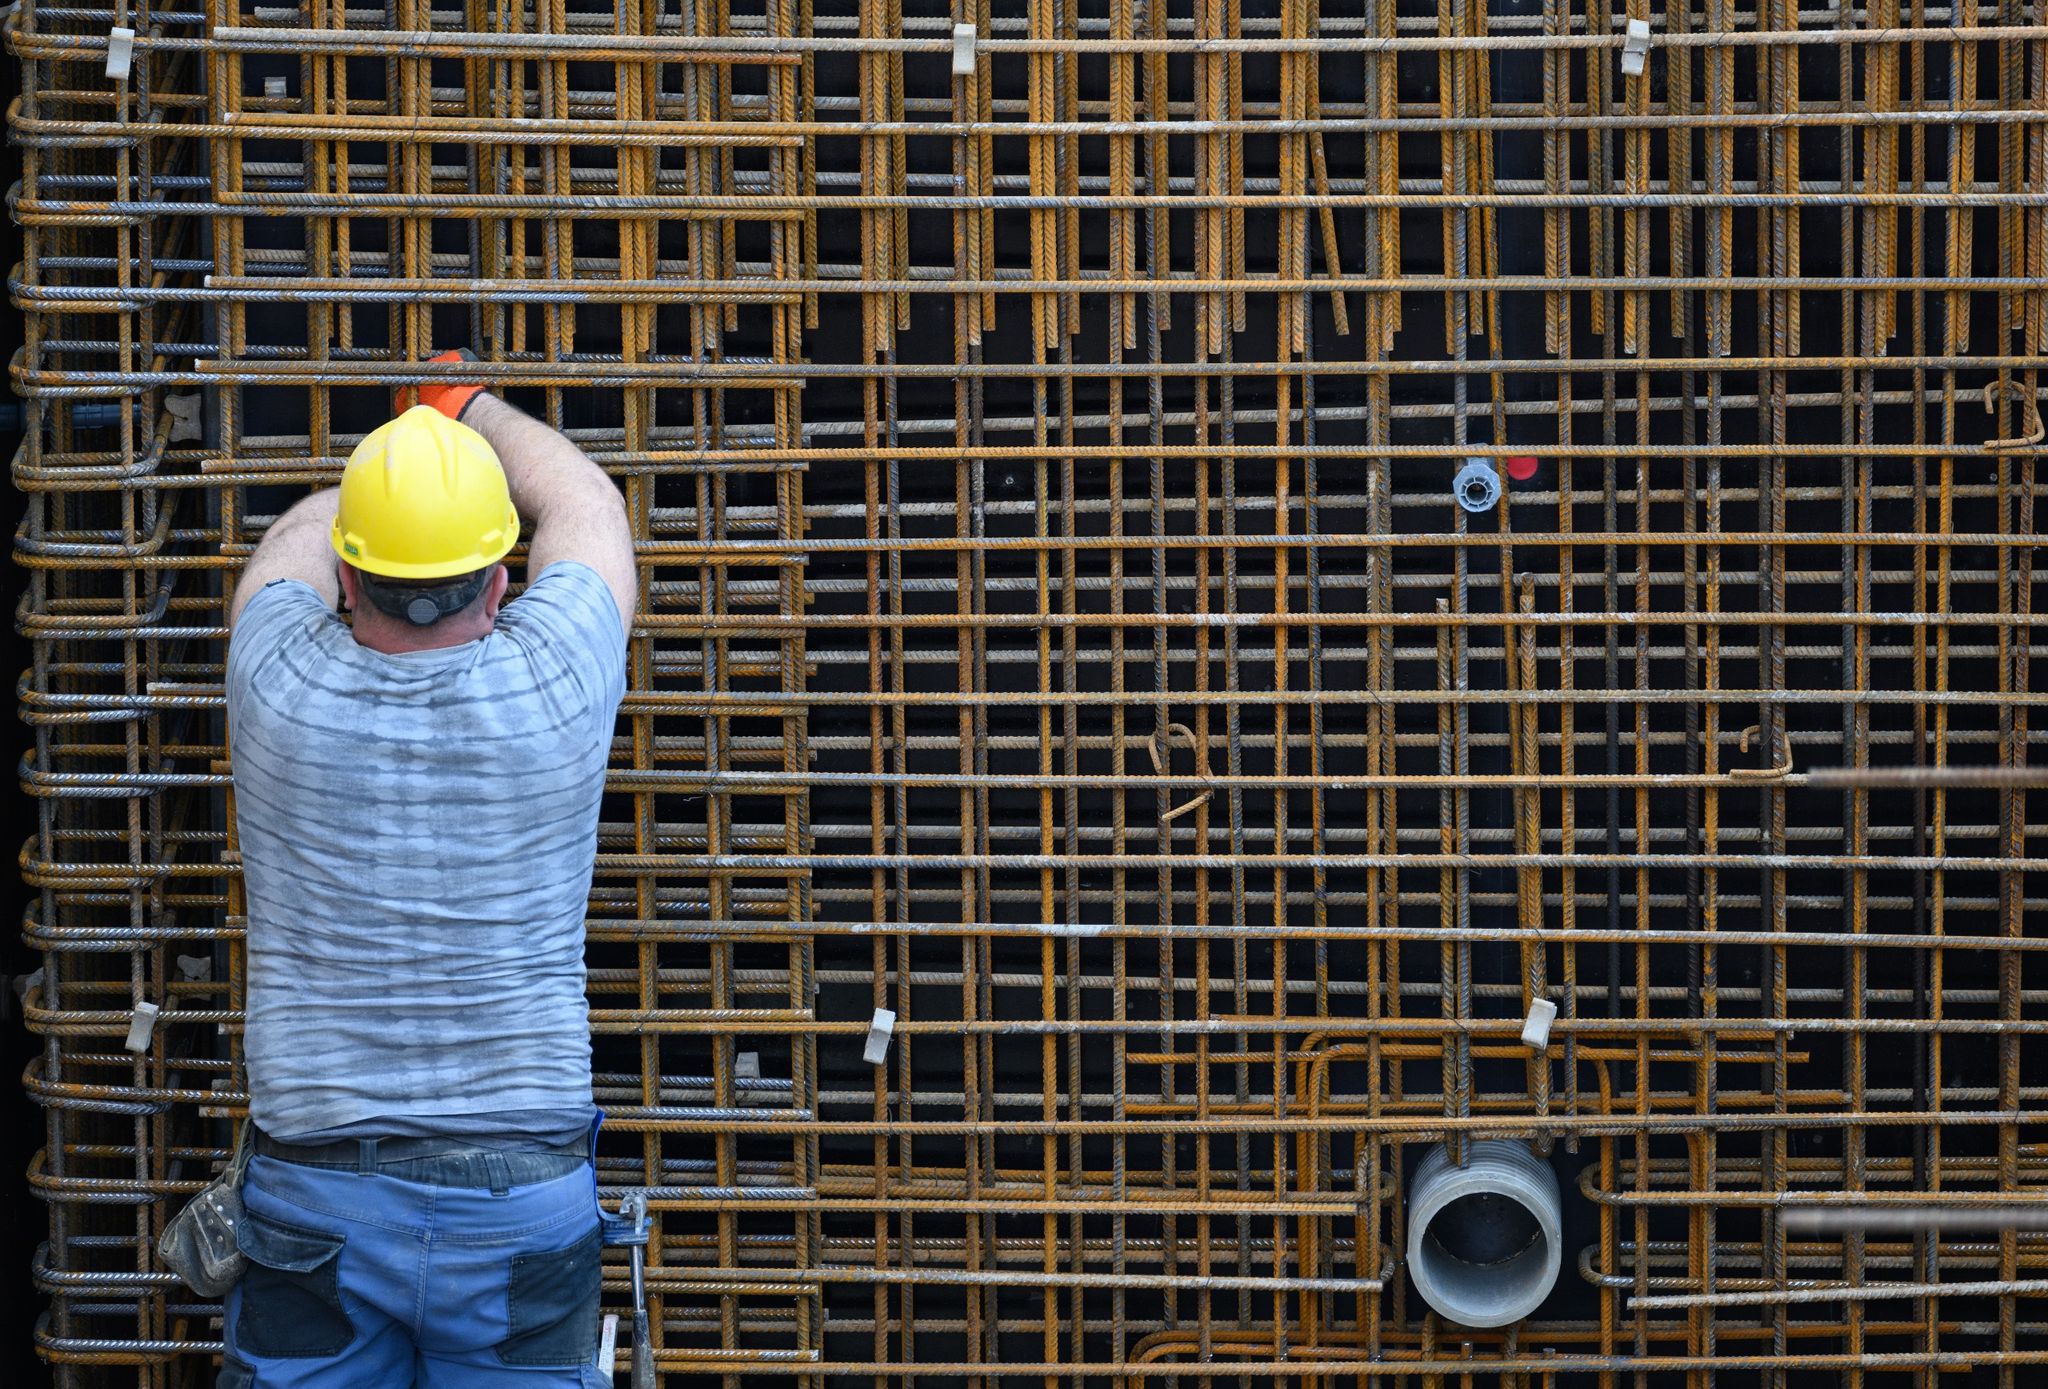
[219,368,636,1388]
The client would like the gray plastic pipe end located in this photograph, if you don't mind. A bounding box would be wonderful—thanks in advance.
[1406,1139,1562,1328]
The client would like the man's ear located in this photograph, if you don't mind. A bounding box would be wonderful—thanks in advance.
[481,564,511,621]
[336,561,360,612]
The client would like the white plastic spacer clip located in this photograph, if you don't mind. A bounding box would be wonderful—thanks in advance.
[951,23,977,77]
[125,1000,160,1053]
[863,1007,897,1064]
[1619,17,1652,78]
[201,1075,231,1117]
[176,954,212,981]
[264,76,287,98]
[1520,996,1558,1050]
[105,26,135,81]
[166,392,203,442]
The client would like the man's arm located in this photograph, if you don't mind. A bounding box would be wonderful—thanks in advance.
[231,489,340,625]
[463,393,637,636]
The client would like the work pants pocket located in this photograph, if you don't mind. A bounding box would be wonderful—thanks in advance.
[235,1212,351,1358]
[497,1225,602,1367]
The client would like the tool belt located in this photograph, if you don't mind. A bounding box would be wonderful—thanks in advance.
[158,1121,253,1296]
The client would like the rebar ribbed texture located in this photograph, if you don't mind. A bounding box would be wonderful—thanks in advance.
[12,0,2048,1384]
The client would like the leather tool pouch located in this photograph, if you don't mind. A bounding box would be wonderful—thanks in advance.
[159,1121,253,1296]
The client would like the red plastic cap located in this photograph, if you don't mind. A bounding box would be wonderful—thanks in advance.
[1505,455,1539,481]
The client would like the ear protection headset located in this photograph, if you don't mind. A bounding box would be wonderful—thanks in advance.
[355,568,494,627]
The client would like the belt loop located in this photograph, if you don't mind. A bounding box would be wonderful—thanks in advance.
[485,1151,512,1197]
[357,1138,378,1175]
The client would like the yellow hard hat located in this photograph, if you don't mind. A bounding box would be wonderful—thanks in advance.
[330,405,520,580]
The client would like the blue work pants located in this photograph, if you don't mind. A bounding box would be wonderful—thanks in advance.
[220,1145,604,1388]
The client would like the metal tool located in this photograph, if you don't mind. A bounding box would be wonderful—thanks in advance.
[612,1191,653,1389]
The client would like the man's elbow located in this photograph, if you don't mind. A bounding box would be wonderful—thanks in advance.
[582,477,631,532]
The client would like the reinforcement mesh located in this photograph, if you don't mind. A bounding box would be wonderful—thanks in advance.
[11,0,2048,1385]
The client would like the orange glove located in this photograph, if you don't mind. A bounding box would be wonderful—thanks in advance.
[416,349,487,422]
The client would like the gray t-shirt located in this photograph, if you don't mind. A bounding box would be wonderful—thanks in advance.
[227,563,625,1143]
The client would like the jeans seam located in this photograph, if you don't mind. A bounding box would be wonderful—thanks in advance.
[246,1195,586,1245]
[248,1167,594,1241]
[427,1203,590,1245]
[412,1206,430,1341]
[245,1179,424,1239]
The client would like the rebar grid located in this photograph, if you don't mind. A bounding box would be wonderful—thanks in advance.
[10,0,2048,1385]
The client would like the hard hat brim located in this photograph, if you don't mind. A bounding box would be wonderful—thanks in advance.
[330,516,519,581]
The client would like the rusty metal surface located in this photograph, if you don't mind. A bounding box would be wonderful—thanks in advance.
[10,0,2048,1384]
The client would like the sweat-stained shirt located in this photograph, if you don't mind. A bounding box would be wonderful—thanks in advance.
[225,562,625,1144]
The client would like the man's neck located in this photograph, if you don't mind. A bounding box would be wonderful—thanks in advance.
[351,615,491,654]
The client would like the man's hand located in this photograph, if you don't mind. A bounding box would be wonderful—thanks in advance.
[232,489,341,625]
[415,349,488,423]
